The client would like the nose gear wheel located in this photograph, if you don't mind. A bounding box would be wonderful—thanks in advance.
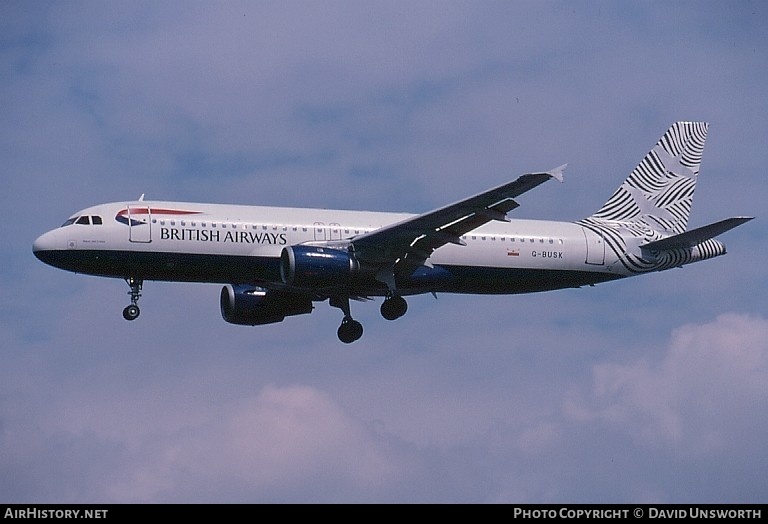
[122,277,143,321]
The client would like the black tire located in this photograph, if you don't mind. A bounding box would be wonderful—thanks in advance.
[123,304,140,321]
[337,319,363,343]
[380,295,407,320]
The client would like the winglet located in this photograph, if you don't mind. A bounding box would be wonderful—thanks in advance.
[547,164,567,183]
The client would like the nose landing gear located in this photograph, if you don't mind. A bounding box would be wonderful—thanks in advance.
[122,277,143,321]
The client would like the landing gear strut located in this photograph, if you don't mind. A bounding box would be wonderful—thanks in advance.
[380,294,408,320]
[122,277,143,321]
[330,295,363,343]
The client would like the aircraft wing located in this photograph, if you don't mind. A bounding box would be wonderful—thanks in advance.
[351,165,566,275]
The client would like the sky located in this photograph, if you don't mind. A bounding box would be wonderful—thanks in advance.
[2,0,767,503]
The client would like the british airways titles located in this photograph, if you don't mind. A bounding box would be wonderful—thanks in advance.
[160,227,287,245]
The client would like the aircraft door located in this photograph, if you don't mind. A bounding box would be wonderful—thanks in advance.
[128,206,152,243]
[582,227,604,265]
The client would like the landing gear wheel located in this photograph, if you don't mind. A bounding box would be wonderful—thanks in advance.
[380,295,408,320]
[123,304,140,321]
[337,318,364,343]
[123,277,144,321]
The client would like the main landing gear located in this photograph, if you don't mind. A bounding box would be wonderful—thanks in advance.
[330,296,364,343]
[330,294,409,343]
[122,277,143,321]
[338,317,364,344]
[380,294,407,321]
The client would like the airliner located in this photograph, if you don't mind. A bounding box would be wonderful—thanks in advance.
[33,122,752,342]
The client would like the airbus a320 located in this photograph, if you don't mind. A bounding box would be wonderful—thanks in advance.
[33,122,752,342]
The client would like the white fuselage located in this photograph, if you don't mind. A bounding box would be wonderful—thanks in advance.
[33,200,627,296]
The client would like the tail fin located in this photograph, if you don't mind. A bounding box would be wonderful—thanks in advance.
[591,121,709,234]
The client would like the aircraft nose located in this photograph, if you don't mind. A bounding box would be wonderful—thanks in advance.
[33,230,59,263]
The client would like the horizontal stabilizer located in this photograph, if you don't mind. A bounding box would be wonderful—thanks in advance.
[641,217,753,251]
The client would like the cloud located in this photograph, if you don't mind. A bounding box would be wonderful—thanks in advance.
[565,313,768,475]
[0,380,416,502]
[3,308,767,502]
[101,384,410,503]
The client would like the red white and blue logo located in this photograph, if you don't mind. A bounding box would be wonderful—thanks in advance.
[115,208,202,226]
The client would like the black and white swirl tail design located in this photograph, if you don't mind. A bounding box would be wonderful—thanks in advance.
[576,122,751,275]
[589,121,708,234]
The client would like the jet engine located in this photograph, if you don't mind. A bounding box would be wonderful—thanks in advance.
[220,284,313,325]
[280,245,360,289]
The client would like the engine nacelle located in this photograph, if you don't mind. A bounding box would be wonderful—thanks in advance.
[220,284,313,326]
[280,245,359,289]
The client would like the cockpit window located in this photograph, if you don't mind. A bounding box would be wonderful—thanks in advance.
[61,215,103,227]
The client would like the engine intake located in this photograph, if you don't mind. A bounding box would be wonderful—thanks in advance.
[280,245,359,289]
[220,284,313,325]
